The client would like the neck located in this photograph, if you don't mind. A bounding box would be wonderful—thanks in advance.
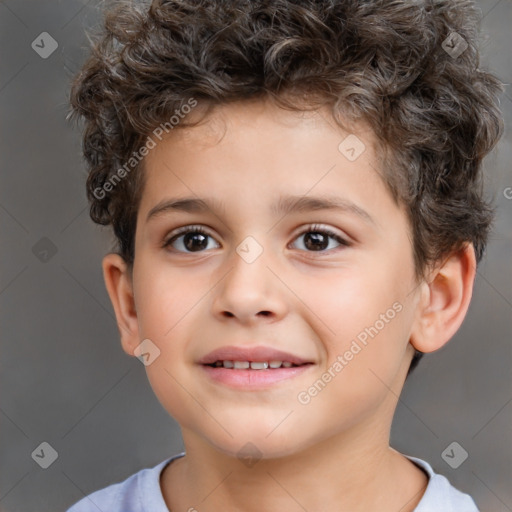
[161,414,428,512]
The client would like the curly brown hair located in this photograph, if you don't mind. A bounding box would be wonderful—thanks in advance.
[67,0,503,377]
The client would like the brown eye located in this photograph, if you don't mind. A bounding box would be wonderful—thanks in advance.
[164,226,220,253]
[290,225,349,253]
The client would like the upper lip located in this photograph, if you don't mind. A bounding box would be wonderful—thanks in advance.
[198,346,313,366]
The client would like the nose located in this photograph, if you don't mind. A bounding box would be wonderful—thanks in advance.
[211,240,288,325]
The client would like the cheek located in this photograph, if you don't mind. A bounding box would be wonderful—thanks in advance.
[140,319,197,429]
[304,264,412,374]
[299,267,398,335]
[144,363,202,437]
[291,306,411,437]
[134,262,201,340]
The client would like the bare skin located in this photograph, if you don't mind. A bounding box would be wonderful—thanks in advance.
[103,97,476,512]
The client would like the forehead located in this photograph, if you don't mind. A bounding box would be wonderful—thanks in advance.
[143,98,382,176]
[139,98,391,218]
[176,99,373,143]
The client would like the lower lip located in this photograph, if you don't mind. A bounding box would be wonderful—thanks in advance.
[200,364,314,389]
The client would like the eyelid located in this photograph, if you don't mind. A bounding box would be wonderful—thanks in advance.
[167,224,213,238]
[294,223,347,240]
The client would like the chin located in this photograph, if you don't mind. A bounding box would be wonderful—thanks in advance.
[200,424,315,463]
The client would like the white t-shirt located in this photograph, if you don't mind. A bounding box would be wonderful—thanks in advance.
[66,452,479,511]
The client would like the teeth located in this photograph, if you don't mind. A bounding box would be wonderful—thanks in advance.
[250,361,269,370]
[214,360,297,369]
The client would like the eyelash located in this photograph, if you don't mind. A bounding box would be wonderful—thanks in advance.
[162,224,351,254]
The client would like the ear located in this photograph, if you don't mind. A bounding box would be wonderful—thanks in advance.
[410,243,477,353]
[102,253,140,357]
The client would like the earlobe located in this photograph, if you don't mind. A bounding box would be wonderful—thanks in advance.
[102,253,140,357]
[409,243,477,354]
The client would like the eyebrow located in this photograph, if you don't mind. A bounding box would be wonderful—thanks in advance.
[146,195,375,225]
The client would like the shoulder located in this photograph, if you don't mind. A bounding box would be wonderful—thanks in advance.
[65,452,185,512]
[404,455,480,512]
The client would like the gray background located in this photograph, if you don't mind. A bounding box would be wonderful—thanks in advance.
[0,1,510,511]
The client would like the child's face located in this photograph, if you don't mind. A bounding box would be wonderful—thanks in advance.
[129,99,422,458]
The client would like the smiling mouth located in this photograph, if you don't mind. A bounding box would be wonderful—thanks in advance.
[201,357,314,388]
[205,360,312,370]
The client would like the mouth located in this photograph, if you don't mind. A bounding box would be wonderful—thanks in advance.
[205,360,307,370]
[198,345,312,366]
[198,346,315,389]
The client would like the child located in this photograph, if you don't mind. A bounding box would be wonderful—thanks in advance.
[66,0,503,510]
